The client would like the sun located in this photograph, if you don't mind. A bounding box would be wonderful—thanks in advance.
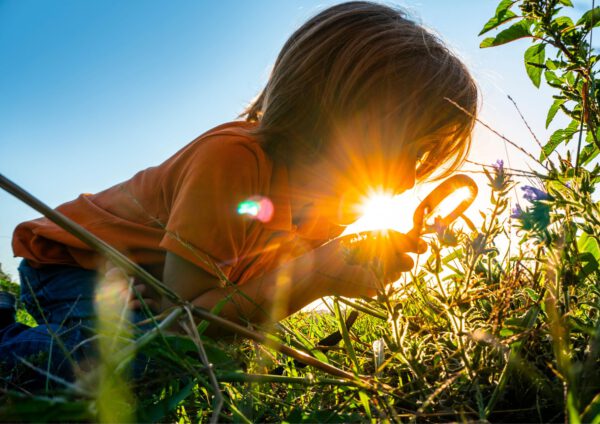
[343,180,477,237]
[342,189,421,236]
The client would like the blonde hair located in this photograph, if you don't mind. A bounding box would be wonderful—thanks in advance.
[242,1,478,181]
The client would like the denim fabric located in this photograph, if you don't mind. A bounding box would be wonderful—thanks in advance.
[18,260,98,326]
[0,260,149,387]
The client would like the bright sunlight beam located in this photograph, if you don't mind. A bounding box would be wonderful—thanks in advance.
[344,183,477,237]
[343,189,421,236]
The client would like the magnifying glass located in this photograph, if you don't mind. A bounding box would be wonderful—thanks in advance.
[342,174,477,264]
[320,175,478,349]
[406,173,478,240]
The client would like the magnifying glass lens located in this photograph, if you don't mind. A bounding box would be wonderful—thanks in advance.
[423,186,475,227]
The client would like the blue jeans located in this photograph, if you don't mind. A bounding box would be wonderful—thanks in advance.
[0,260,150,387]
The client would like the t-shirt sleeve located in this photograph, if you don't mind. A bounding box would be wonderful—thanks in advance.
[159,139,261,280]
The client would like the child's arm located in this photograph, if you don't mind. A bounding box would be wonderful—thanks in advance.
[160,232,422,334]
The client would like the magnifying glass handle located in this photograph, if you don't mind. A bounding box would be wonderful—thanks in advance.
[409,174,478,238]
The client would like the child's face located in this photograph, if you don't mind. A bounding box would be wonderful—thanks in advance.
[304,112,423,225]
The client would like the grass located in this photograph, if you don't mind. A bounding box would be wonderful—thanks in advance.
[2,137,600,423]
[1,162,600,423]
[2,169,599,422]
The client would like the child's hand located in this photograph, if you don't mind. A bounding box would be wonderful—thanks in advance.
[316,231,427,298]
[342,230,427,278]
[127,282,161,312]
[103,267,161,312]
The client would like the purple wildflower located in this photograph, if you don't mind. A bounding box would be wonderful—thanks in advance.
[432,217,457,246]
[521,185,550,202]
[492,159,504,173]
[489,159,508,191]
[432,216,447,237]
[511,204,524,219]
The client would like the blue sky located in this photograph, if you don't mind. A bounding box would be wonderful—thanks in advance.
[0,0,581,278]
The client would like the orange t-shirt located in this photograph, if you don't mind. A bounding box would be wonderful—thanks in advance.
[12,121,342,285]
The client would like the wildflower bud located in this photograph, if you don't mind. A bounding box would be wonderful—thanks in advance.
[521,185,551,202]
[511,204,524,220]
[490,160,507,191]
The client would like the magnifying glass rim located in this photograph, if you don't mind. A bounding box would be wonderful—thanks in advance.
[412,174,478,236]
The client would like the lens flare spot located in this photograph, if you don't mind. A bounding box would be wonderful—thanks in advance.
[237,196,274,223]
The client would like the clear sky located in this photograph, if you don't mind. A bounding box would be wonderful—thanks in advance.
[0,0,581,278]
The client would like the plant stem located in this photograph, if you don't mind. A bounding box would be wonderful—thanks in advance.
[215,372,365,386]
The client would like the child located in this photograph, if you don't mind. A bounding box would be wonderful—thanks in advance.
[1,1,477,382]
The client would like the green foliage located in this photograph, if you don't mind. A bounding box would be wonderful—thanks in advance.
[479,0,519,35]
[478,12,600,419]
[524,42,546,87]
[547,98,566,128]
[480,19,533,47]
[542,119,581,160]
[577,7,600,30]
[0,275,18,296]
[0,272,35,327]
[480,0,600,168]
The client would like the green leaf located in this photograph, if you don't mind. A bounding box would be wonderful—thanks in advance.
[544,70,562,86]
[559,0,573,5]
[197,294,229,335]
[578,252,599,280]
[524,287,540,302]
[577,7,600,30]
[0,394,93,422]
[580,142,600,166]
[442,248,465,264]
[479,0,518,36]
[578,232,600,261]
[358,391,373,420]
[563,119,581,144]
[495,0,517,14]
[479,10,518,36]
[546,98,566,128]
[540,120,579,160]
[540,134,563,161]
[581,391,600,424]
[553,16,575,32]
[546,59,564,71]
[334,300,360,374]
[480,20,533,48]
[524,43,546,87]
[137,380,196,423]
[586,127,597,143]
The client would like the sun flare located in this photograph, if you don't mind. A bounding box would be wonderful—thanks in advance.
[344,182,477,237]
[343,190,421,236]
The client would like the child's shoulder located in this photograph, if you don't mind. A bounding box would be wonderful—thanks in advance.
[199,120,257,138]
[178,120,264,163]
[194,120,259,147]
[158,120,270,191]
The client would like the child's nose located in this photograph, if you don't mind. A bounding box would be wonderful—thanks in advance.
[398,171,416,193]
[393,163,416,194]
